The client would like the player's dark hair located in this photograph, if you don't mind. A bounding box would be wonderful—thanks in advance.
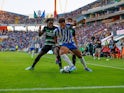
[45,18,54,23]
[67,18,73,21]
[58,18,65,23]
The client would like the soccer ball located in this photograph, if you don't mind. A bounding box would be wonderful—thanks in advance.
[63,66,70,73]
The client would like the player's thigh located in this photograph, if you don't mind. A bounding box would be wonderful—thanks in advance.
[53,46,59,55]
[71,49,82,58]
[40,45,52,55]
[59,46,70,55]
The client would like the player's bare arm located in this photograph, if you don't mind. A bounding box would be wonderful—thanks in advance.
[38,25,44,36]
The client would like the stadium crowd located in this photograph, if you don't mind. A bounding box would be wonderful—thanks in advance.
[0,0,124,59]
[76,21,124,59]
[0,30,44,51]
[76,22,124,45]
[0,10,28,24]
[0,10,44,24]
[0,0,123,25]
[58,0,122,19]
[0,21,124,58]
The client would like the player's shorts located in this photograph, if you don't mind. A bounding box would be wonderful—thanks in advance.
[61,42,77,50]
[30,48,35,51]
[41,45,53,54]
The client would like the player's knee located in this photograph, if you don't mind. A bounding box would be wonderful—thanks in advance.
[59,48,69,55]
[76,54,82,58]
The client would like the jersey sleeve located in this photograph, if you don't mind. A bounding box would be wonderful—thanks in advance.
[54,27,59,37]
[72,28,76,37]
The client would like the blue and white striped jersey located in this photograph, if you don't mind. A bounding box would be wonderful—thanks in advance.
[54,26,75,45]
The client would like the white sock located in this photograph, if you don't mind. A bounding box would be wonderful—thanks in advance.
[31,51,34,58]
[79,57,87,68]
[61,54,74,66]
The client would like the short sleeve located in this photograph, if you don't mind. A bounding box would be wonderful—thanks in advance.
[72,29,75,37]
[54,27,59,37]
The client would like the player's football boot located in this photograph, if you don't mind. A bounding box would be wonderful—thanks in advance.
[85,68,92,72]
[25,66,34,70]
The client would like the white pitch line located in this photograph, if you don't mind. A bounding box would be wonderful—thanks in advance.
[0,85,124,92]
[87,63,124,70]
[44,56,124,70]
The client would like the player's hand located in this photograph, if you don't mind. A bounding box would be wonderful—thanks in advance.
[39,25,41,31]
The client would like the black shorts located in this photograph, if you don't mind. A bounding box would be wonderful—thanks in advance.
[41,45,54,54]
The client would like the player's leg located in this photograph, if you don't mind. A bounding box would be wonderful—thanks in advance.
[25,45,51,70]
[31,48,35,58]
[71,49,87,68]
[59,46,74,67]
[59,46,76,72]
[53,46,62,70]
[71,49,92,72]
[94,48,97,59]
[72,54,76,66]
[97,48,101,60]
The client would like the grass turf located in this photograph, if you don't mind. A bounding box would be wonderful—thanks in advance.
[0,52,124,93]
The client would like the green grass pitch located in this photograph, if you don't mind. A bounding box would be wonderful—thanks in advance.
[0,52,124,93]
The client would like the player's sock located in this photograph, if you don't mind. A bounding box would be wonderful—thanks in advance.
[58,62,62,69]
[61,54,74,66]
[31,51,34,58]
[31,54,33,58]
[56,55,61,63]
[79,57,87,68]
[72,55,76,65]
[56,55,62,69]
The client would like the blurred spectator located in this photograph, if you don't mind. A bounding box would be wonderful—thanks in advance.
[111,43,121,58]
[101,45,111,58]
[94,38,102,60]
